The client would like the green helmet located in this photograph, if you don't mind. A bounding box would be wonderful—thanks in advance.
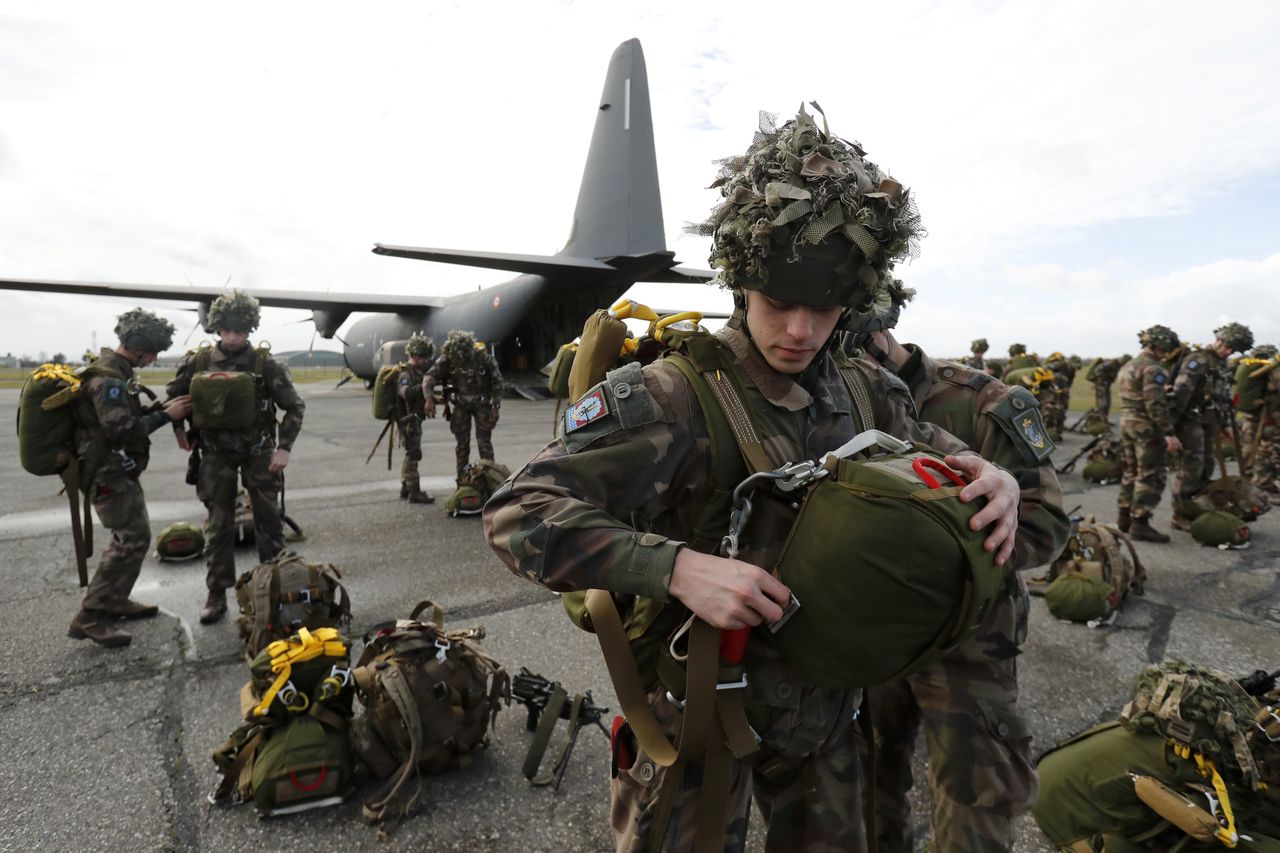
[1189,510,1250,549]
[405,333,436,360]
[1251,344,1278,360]
[205,289,261,333]
[443,329,476,363]
[155,521,205,561]
[115,307,176,353]
[687,103,924,310]
[1213,322,1253,353]
[1008,343,1026,356]
[1138,324,1179,351]
[970,338,989,354]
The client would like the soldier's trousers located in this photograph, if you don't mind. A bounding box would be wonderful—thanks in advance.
[449,402,497,478]
[197,449,283,591]
[1245,413,1280,491]
[1117,416,1168,518]
[612,687,868,852]
[1172,417,1212,504]
[84,470,150,610]
[1094,385,1111,416]
[867,578,1036,853]
[398,414,422,482]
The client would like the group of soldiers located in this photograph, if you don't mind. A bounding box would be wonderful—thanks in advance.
[964,340,1081,444]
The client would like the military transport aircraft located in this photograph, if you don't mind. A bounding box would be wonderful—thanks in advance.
[0,39,711,385]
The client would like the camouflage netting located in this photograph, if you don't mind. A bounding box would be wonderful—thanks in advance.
[1008,343,1026,356]
[1138,324,1179,351]
[1214,322,1254,352]
[970,338,989,354]
[115,307,176,353]
[685,103,924,310]
[443,330,476,364]
[205,289,261,333]
[847,277,915,336]
[406,333,436,360]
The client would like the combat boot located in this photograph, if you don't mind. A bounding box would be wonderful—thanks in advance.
[1117,507,1132,533]
[102,598,160,620]
[406,480,435,505]
[1129,516,1171,543]
[1170,514,1193,532]
[199,589,228,624]
[400,481,410,500]
[68,608,132,648]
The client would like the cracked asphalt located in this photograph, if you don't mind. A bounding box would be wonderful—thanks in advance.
[1,382,1276,852]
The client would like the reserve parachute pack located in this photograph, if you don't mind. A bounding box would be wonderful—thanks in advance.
[1193,476,1272,523]
[155,521,205,561]
[235,551,351,660]
[186,342,272,430]
[210,627,356,816]
[350,600,510,833]
[445,459,512,517]
[1191,510,1251,549]
[1033,515,1145,624]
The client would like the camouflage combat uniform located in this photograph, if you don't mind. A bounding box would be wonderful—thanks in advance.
[1116,352,1176,520]
[424,341,503,479]
[1091,358,1122,416]
[396,360,427,488]
[868,347,1069,853]
[1168,347,1224,513]
[486,325,977,853]
[167,342,305,592]
[74,349,174,612]
[1043,356,1073,441]
[1246,367,1280,496]
[966,353,986,371]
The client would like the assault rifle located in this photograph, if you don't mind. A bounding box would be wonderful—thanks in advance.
[1056,435,1103,475]
[513,667,610,792]
[1237,667,1280,697]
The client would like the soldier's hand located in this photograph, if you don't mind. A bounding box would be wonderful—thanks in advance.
[424,399,436,419]
[175,428,192,451]
[947,455,1020,567]
[668,548,790,630]
[269,448,290,473]
[490,405,499,422]
[164,395,192,422]
[1165,435,1183,453]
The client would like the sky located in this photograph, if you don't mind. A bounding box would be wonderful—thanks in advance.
[2,0,1279,362]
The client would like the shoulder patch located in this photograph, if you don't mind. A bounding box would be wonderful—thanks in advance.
[562,363,660,454]
[106,385,122,400]
[1153,369,1167,385]
[988,386,1055,464]
[565,387,609,432]
[1186,359,1199,371]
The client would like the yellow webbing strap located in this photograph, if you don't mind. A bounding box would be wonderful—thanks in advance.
[1193,753,1239,848]
[609,298,660,323]
[252,627,347,718]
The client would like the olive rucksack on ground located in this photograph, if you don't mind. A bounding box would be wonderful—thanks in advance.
[1083,409,1112,435]
[1191,510,1251,549]
[1194,476,1272,522]
[445,460,512,517]
[1032,516,1145,624]
[350,600,510,832]
[155,521,205,561]
[210,627,356,816]
[1082,437,1125,484]
[372,364,403,420]
[235,551,351,660]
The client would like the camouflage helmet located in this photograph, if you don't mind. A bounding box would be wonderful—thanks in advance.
[114,307,176,353]
[1252,344,1278,360]
[405,333,436,360]
[1189,510,1250,549]
[1213,322,1253,353]
[1138,324,1179,351]
[205,289,261,333]
[1008,342,1027,356]
[443,329,476,363]
[154,521,205,561]
[843,278,915,340]
[687,103,924,310]
[970,338,989,354]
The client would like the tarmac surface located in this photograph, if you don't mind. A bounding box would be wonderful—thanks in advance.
[1,382,1277,852]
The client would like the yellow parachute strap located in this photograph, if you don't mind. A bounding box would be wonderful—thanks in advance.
[32,363,81,387]
[608,298,659,323]
[620,337,639,355]
[1238,357,1274,366]
[1193,751,1239,848]
[253,627,347,718]
[652,312,705,344]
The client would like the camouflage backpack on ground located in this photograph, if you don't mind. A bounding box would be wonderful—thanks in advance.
[1082,436,1125,484]
[350,600,510,833]
[445,460,512,517]
[1033,515,1145,624]
[235,551,351,660]
[155,521,205,561]
[210,627,356,816]
[1193,477,1272,523]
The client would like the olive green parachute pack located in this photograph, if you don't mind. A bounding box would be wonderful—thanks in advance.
[1236,355,1278,414]
[1082,409,1112,436]
[1083,437,1125,484]
[349,600,509,834]
[185,342,273,431]
[1193,477,1272,523]
[155,521,205,561]
[1190,510,1251,549]
[445,460,512,517]
[210,627,357,817]
[234,551,351,660]
[371,363,404,421]
[1032,515,1145,624]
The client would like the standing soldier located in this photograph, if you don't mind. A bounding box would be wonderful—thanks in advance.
[967,338,989,371]
[70,309,191,647]
[1087,354,1128,417]
[857,307,1069,853]
[1007,342,1039,371]
[485,106,1023,853]
[423,329,503,481]
[1168,322,1253,529]
[167,290,306,624]
[396,333,436,504]
[1043,352,1074,442]
[1239,344,1280,503]
[1116,325,1182,542]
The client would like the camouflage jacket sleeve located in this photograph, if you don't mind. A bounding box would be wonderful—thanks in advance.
[397,366,424,410]
[1142,362,1177,433]
[484,362,711,601]
[265,357,305,451]
[422,355,447,397]
[1169,350,1209,422]
[87,375,167,446]
[166,352,195,399]
[484,351,504,404]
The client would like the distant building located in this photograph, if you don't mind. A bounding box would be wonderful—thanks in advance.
[277,350,346,368]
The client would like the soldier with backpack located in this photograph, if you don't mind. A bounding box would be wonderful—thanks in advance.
[423,329,504,482]
[69,309,191,647]
[396,333,436,504]
[1238,344,1280,504]
[166,289,306,625]
[484,105,1023,853]
[1116,325,1183,542]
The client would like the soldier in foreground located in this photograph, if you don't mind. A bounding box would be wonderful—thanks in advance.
[855,299,1069,852]
[396,333,436,504]
[167,290,306,624]
[1168,322,1253,529]
[423,330,503,482]
[485,106,1023,852]
[1116,325,1182,542]
[70,309,191,647]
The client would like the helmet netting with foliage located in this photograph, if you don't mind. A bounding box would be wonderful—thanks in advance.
[1138,324,1179,351]
[205,289,261,333]
[115,307,176,353]
[443,330,476,363]
[1213,322,1253,352]
[406,333,436,360]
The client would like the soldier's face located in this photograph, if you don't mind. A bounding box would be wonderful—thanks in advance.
[218,329,249,351]
[410,355,429,369]
[744,290,843,374]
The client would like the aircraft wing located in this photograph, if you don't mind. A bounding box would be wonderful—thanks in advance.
[0,277,447,312]
[372,244,715,284]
